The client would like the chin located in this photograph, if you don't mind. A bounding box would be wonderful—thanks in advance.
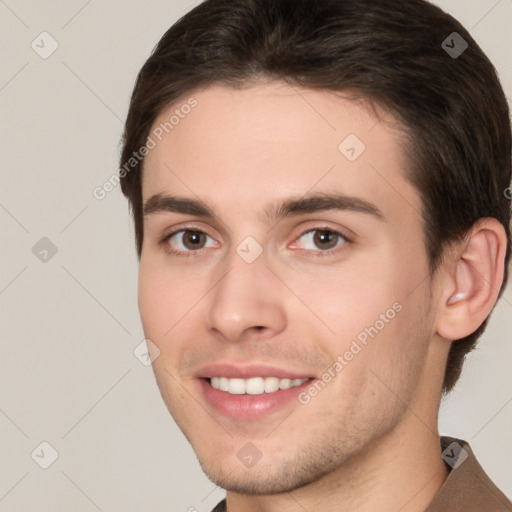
[195,448,343,495]
[202,466,315,495]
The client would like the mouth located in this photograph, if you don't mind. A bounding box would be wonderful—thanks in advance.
[195,364,315,421]
[208,376,309,395]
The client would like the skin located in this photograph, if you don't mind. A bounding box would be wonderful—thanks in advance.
[138,82,506,512]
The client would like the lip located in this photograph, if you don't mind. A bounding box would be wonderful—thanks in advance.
[195,363,315,421]
[197,377,314,421]
[195,363,314,380]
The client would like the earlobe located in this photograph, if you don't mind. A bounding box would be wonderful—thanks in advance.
[436,218,507,341]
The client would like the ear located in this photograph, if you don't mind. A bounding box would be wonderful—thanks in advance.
[435,218,507,340]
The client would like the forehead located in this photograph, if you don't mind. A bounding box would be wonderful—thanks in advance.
[141,82,418,221]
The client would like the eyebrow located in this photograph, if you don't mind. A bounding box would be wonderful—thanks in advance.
[143,192,384,223]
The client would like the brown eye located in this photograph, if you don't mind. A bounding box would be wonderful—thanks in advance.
[182,230,207,250]
[166,229,217,253]
[295,228,348,252]
[312,230,339,250]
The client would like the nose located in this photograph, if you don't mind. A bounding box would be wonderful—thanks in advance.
[205,247,287,343]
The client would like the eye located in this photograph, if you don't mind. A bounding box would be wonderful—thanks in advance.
[163,229,218,255]
[293,228,349,255]
[161,226,350,258]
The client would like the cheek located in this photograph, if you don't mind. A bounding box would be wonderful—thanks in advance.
[278,258,400,344]
[138,259,203,337]
[290,256,429,397]
[300,301,429,437]
[138,267,168,336]
[138,263,197,416]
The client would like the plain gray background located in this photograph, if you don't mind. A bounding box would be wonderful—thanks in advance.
[0,1,511,511]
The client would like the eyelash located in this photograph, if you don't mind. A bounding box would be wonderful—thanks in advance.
[160,225,352,259]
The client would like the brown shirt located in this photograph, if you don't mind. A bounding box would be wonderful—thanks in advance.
[211,437,511,511]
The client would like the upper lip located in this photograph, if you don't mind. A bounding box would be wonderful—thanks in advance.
[196,363,314,380]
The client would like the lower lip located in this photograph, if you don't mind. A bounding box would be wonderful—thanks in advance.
[198,378,313,421]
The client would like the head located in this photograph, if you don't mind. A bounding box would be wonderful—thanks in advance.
[120,0,511,495]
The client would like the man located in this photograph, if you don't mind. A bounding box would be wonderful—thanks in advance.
[120,0,512,510]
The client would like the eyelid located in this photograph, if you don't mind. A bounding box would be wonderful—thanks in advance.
[162,222,217,240]
[288,226,352,252]
[297,219,356,241]
[161,224,219,256]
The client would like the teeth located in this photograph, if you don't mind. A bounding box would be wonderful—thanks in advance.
[209,376,308,395]
[279,378,291,390]
[264,377,280,393]
[218,377,229,392]
[246,377,264,395]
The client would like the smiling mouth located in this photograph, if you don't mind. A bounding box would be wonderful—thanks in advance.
[207,376,309,395]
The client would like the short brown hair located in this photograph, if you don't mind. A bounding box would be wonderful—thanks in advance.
[120,0,512,393]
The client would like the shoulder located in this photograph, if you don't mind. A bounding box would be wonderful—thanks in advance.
[426,437,512,512]
[210,499,226,512]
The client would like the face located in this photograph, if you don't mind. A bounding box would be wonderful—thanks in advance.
[139,82,439,493]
